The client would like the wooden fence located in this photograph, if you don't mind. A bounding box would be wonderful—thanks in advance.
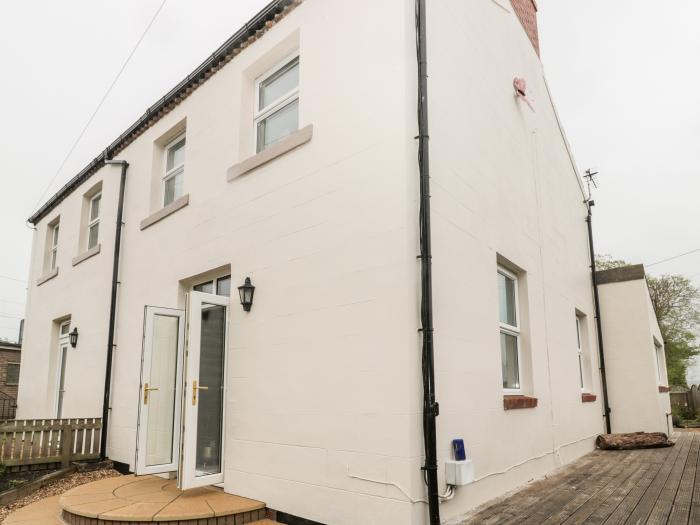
[0,418,101,467]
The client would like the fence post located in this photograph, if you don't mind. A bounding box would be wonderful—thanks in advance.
[61,423,73,468]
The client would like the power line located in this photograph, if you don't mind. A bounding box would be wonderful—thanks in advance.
[646,248,700,268]
[31,0,168,213]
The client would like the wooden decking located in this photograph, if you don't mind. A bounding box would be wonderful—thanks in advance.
[458,431,700,525]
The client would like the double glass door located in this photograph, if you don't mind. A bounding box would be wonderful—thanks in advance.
[136,292,229,490]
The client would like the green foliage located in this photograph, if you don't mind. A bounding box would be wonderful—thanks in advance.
[664,332,698,387]
[596,255,629,271]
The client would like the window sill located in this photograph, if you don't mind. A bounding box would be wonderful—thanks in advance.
[581,393,597,403]
[227,124,313,182]
[72,244,101,266]
[658,386,670,393]
[37,268,58,286]
[503,395,538,410]
[140,194,190,231]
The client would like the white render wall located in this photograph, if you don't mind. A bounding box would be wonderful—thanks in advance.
[18,1,622,524]
[598,277,672,435]
[17,173,114,420]
[428,1,605,520]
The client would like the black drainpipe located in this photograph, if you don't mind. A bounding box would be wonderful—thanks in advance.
[416,1,440,523]
[586,202,612,434]
[100,155,129,460]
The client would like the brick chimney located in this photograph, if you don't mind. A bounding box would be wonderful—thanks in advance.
[510,0,540,56]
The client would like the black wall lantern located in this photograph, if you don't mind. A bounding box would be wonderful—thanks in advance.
[69,327,79,348]
[237,277,255,312]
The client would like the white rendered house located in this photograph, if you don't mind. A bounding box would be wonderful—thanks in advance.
[16,1,669,524]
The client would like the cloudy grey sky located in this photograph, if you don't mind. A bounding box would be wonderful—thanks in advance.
[0,1,698,343]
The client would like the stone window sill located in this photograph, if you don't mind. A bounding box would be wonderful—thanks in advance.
[226,124,313,182]
[503,395,538,410]
[581,393,597,403]
[37,268,58,286]
[658,385,670,393]
[140,194,190,231]
[72,244,101,266]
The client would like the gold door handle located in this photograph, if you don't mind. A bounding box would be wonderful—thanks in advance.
[192,380,209,405]
[143,383,159,405]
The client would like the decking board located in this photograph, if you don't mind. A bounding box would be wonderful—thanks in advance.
[458,431,700,525]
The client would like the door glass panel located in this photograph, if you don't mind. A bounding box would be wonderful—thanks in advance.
[145,314,179,467]
[196,303,226,477]
[57,345,68,418]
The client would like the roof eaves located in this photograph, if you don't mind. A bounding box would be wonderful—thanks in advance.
[28,0,302,224]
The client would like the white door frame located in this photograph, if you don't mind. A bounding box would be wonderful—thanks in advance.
[135,306,185,475]
[180,291,229,490]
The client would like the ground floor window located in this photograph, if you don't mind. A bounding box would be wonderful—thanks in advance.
[498,266,521,392]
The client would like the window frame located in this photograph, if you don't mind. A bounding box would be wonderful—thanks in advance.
[254,53,300,153]
[50,223,60,271]
[87,192,101,250]
[5,362,20,386]
[163,133,186,207]
[575,316,585,392]
[193,275,231,297]
[498,266,522,394]
[654,339,665,385]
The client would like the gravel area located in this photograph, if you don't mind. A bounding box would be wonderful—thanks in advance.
[0,468,121,523]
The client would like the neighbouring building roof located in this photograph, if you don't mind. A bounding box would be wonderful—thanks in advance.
[596,264,646,285]
[0,342,21,351]
[28,0,302,225]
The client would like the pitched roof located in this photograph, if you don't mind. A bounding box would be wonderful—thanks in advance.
[28,0,302,225]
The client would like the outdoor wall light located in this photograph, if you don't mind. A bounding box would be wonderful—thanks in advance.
[69,327,79,348]
[237,277,255,312]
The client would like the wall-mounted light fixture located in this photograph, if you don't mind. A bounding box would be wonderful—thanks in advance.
[69,327,79,348]
[237,277,255,312]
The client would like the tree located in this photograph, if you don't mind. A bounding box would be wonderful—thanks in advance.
[596,255,700,387]
[596,255,628,271]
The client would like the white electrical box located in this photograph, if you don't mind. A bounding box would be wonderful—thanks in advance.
[445,460,474,486]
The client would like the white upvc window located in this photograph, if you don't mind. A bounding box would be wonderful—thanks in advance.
[163,134,186,207]
[50,223,60,271]
[87,193,101,250]
[576,316,585,391]
[254,54,300,153]
[655,340,665,384]
[498,266,521,393]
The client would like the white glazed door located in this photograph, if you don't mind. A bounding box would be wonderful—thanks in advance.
[135,307,185,475]
[180,292,229,489]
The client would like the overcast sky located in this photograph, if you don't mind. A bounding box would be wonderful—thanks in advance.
[0,1,698,343]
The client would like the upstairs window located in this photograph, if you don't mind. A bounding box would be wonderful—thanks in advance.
[87,193,101,250]
[50,223,60,271]
[498,266,521,392]
[255,55,299,153]
[164,134,185,206]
